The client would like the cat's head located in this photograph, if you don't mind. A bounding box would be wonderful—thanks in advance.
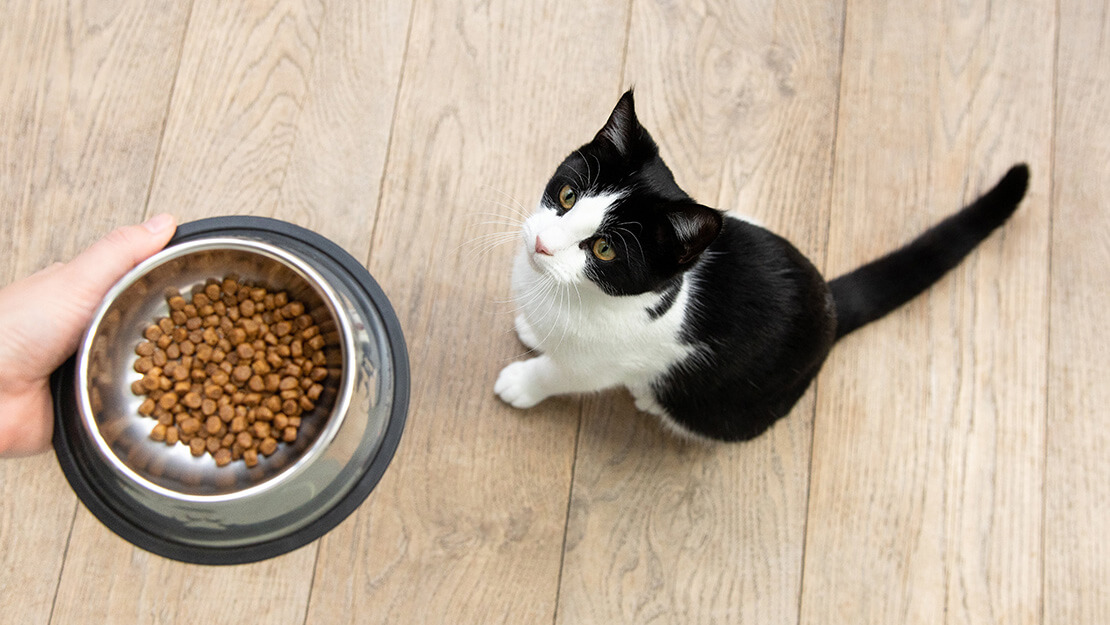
[523,90,722,296]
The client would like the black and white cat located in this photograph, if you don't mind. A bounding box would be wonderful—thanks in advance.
[494,90,1029,442]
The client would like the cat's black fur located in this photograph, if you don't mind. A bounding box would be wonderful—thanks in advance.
[555,90,1028,441]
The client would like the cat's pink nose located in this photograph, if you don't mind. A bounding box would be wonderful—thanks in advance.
[535,235,554,256]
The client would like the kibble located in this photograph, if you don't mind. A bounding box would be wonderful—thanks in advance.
[130,276,332,467]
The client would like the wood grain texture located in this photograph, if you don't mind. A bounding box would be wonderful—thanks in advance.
[304,1,631,622]
[801,1,1052,624]
[0,3,190,624]
[1045,1,1110,623]
[555,1,844,624]
[147,0,325,222]
[274,0,412,257]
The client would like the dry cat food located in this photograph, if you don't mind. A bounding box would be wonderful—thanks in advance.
[129,276,331,467]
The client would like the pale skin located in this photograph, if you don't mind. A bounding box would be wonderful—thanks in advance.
[0,214,176,456]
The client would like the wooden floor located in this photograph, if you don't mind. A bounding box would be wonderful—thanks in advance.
[1,0,1106,623]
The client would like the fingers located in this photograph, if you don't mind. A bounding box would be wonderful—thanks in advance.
[61,214,177,309]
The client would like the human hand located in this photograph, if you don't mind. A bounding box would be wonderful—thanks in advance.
[0,214,177,456]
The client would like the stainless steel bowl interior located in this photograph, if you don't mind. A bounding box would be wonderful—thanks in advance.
[77,238,354,500]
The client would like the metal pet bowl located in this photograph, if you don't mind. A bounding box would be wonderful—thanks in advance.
[52,217,408,565]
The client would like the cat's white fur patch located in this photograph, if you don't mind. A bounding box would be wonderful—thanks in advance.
[498,190,698,416]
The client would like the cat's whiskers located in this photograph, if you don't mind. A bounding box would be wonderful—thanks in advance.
[534,284,567,353]
[611,226,646,267]
[554,280,583,352]
[506,280,551,311]
[455,230,520,264]
[509,271,577,354]
[462,233,521,262]
[573,149,595,194]
[480,185,534,221]
[456,202,531,268]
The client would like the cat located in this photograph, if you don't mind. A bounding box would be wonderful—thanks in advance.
[494,90,1029,442]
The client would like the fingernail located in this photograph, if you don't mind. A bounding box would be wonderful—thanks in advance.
[142,213,174,234]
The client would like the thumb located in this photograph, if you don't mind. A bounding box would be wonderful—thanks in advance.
[61,213,177,308]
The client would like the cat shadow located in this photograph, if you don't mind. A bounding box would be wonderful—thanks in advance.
[576,390,724,464]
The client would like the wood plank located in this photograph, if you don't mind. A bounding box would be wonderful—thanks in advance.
[49,1,351,623]
[554,1,844,623]
[146,0,324,221]
[1045,1,1110,623]
[274,0,412,257]
[0,3,190,624]
[801,0,1053,623]
[304,1,631,622]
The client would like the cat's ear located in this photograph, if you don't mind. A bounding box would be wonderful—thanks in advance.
[665,203,723,265]
[594,90,644,157]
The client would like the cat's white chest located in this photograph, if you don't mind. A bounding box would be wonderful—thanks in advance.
[510,248,693,384]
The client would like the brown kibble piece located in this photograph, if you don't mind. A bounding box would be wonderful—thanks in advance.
[232,365,252,382]
[230,415,247,433]
[179,417,201,435]
[236,431,254,449]
[183,391,202,409]
[213,448,232,467]
[264,395,282,413]
[264,373,281,392]
[140,374,160,392]
[189,437,206,456]
[252,422,271,440]
[306,383,323,400]
[259,437,278,456]
[158,392,178,411]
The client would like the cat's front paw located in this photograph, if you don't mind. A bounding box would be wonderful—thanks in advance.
[495,360,547,408]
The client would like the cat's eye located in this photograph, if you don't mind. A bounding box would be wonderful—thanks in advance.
[558,184,577,210]
[592,238,616,261]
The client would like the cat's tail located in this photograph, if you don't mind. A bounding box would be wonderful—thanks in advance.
[829,163,1029,340]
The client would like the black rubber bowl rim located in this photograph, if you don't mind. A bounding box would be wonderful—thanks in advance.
[51,216,409,565]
